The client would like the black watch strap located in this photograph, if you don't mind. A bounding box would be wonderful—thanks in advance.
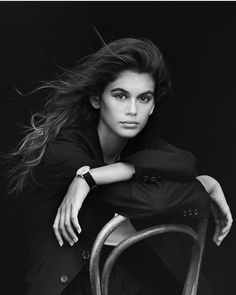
[81,171,97,190]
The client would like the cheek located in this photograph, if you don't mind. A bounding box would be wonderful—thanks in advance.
[103,99,124,116]
[140,108,152,122]
[100,102,118,123]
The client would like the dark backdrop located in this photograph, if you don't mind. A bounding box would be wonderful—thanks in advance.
[0,2,235,294]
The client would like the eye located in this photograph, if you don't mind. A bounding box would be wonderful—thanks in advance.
[138,95,153,103]
[114,93,127,101]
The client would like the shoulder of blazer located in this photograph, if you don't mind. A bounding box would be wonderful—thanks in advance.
[52,121,104,162]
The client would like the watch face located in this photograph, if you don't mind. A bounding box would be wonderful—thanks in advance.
[77,166,90,176]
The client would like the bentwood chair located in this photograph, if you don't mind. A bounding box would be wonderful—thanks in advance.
[89,214,208,295]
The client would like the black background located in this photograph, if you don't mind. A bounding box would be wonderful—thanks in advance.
[0,2,235,294]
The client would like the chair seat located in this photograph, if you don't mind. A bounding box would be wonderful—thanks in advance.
[105,217,137,246]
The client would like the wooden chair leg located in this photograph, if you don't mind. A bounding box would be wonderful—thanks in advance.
[89,215,127,295]
[182,218,208,295]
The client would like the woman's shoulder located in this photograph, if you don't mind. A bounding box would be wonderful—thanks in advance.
[43,121,102,164]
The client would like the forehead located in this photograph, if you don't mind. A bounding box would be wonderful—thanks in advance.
[105,70,155,93]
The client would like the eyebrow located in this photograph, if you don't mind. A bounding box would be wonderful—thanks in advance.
[110,88,154,96]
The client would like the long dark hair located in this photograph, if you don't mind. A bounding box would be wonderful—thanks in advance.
[7,37,171,195]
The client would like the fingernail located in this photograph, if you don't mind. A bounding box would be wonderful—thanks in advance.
[73,237,78,243]
[59,242,63,247]
[77,228,81,234]
[70,241,74,246]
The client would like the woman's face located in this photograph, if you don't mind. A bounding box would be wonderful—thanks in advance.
[94,70,155,140]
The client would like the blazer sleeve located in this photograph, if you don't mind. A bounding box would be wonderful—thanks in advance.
[121,135,197,182]
[92,177,210,219]
[35,134,195,189]
[31,139,209,219]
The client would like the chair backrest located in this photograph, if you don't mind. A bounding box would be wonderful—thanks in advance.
[89,214,208,295]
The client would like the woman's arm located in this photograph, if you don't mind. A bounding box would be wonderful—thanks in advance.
[122,131,197,181]
[122,147,197,181]
[46,136,231,247]
[42,130,196,189]
[53,161,199,246]
[90,162,135,184]
[53,166,233,247]
[53,162,135,246]
[196,175,233,246]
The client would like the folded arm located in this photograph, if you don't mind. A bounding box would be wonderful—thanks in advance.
[43,139,199,246]
[121,145,197,181]
[38,137,232,248]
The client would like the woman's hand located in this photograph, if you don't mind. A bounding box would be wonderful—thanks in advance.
[196,175,233,246]
[210,193,232,246]
[53,177,90,247]
[52,162,134,247]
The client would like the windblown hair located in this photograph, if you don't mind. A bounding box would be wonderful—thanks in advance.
[7,37,171,195]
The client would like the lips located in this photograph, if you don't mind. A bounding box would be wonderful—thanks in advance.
[121,121,139,124]
[120,121,139,128]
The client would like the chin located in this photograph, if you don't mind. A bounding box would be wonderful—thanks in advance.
[118,129,140,138]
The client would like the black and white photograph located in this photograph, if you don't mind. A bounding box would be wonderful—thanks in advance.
[0,2,235,295]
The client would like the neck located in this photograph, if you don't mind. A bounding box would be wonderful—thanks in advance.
[97,124,127,164]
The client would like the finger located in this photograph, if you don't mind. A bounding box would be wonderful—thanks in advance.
[213,219,221,245]
[53,211,64,247]
[217,229,230,245]
[71,206,82,234]
[59,206,74,246]
[221,219,233,234]
[216,220,227,243]
[219,213,233,236]
[217,217,233,244]
[65,204,78,244]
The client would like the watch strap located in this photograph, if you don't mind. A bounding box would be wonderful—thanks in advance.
[82,171,97,190]
[76,166,97,190]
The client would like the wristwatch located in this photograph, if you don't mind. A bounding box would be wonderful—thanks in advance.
[76,166,97,190]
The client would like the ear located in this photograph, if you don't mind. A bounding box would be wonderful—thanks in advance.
[89,96,101,109]
[149,104,155,116]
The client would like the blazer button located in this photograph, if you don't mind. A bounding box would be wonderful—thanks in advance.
[188,209,192,216]
[183,210,187,217]
[143,176,149,182]
[193,209,199,216]
[60,274,69,284]
[150,176,157,183]
[81,250,91,260]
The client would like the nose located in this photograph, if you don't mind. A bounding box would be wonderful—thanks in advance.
[126,99,137,116]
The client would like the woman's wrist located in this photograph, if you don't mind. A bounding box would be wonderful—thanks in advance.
[196,175,218,195]
[90,162,135,185]
[73,176,90,201]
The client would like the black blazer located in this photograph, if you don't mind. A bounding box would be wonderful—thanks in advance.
[23,121,210,295]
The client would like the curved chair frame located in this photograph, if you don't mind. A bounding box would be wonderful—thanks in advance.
[89,214,208,295]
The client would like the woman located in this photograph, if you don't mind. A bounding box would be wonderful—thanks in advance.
[8,38,232,295]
